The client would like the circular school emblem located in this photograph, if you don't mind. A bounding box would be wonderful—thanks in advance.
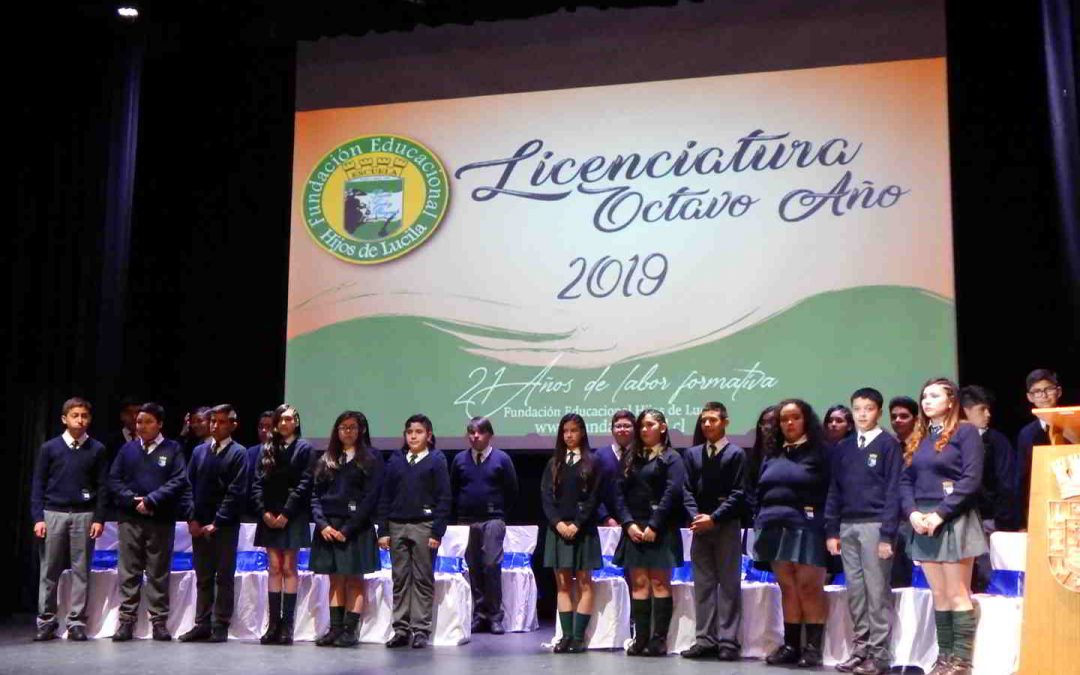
[301,135,450,264]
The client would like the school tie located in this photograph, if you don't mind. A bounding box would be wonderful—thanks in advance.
[212,441,220,454]
[409,453,418,465]
[71,439,80,450]
[475,450,483,465]
[708,443,717,459]
[859,435,866,449]
[566,451,577,467]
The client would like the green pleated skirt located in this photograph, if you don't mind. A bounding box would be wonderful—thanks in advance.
[905,501,988,562]
[309,517,382,576]
[543,525,602,570]
[753,526,828,568]
[613,523,683,569]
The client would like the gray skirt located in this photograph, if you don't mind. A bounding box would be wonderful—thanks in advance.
[905,501,988,562]
[753,526,828,568]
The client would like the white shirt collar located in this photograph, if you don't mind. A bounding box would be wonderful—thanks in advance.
[784,435,809,449]
[344,447,356,463]
[142,434,165,453]
[472,446,492,464]
[858,427,884,446]
[647,444,666,459]
[1039,419,1049,432]
[610,443,624,461]
[408,449,429,464]
[565,448,580,464]
[705,438,730,454]
[62,431,87,448]
[211,437,233,453]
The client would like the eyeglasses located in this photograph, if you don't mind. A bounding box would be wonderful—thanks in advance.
[1029,386,1060,398]
[337,425,360,432]
[612,423,635,431]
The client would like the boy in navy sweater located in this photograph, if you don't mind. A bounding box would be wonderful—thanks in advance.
[1015,368,1064,530]
[31,397,108,642]
[450,416,518,635]
[378,414,451,649]
[108,402,192,641]
[179,404,248,643]
[243,410,274,522]
[825,388,902,675]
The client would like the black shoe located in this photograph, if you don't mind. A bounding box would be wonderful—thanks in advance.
[385,632,410,648]
[566,638,587,653]
[411,633,428,649]
[853,660,887,675]
[626,636,648,656]
[798,645,823,668]
[66,625,88,642]
[681,643,718,659]
[717,645,740,661]
[836,654,865,672]
[34,625,58,642]
[208,625,229,643]
[644,635,668,657]
[151,623,172,642]
[766,644,801,665]
[489,620,505,635]
[260,620,281,645]
[334,624,360,648]
[276,620,294,646]
[179,624,212,642]
[471,618,488,633]
[316,626,343,647]
[553,637,572,653]
[926,655,954,675]
[112,621,134,642]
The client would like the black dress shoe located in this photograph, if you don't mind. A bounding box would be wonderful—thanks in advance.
[471,618,488,633]
[835,654,865,672]
[112,622,135,642]
[643,635,668,657]
[208,625,229,643]
[411,633,428,649]
[681,643,718,659]
[151,623,172,642]
[798,645,823,668]
[766,644,801,665]
[489,620,505,635]
[566,638,587,653]
[553,637,572,653]
[259,620,281,645]
[717,645,740,661]
[34,625,58,642]
[385,632,410,648]
[276,620,294,646]
[66,625,88,642]
[853,659,887,675]
[316,626,343,647]
[179,624,212,642]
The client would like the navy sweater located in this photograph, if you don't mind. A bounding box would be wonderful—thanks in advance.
[613,448,687,531]
[824,431,902,540]
[31,435,110,523]
[540,453,603,529]
[312,450,384,538]
[186,439,248,527]
[108,438,192,522]
[1015,419,1048,530]
[593,445,625,522]
[377,450,451,538]
[251,438,315,519]
[899,423,984,521]
[979,428,1017,528]
[682,441,747,525]
[754,441,831,532]
[244,443,264,516]
[450,448,518,521]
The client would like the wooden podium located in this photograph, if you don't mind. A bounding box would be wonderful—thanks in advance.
[1018,406,1080,674]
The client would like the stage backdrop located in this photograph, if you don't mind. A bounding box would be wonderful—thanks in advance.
[286,4,954,448]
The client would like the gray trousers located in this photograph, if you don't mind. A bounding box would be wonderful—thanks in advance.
[192,524,240,627]
[389,520,436,636]
[117,519,175,624]
[464,519,506,623]
[690,517,742,649]
[839,521,894,662]
[37,510,96,629]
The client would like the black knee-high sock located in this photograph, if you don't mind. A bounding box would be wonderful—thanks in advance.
[329,606,345,629]
[631,599,651,641]
[268,591,282,621]
[652,597,673,638]
[783,622,801,649]
[803,622,824,651]
[282,592,298,623]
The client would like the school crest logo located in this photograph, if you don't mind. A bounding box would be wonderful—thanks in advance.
[867,453,878,468]
[1047,453,1080,592]
[301,135,450,264]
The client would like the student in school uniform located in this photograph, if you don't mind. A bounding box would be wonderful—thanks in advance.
[1015,368,1064,530]
[106,396,141,463]
[179,406,213,462]
[900,378,987,675]
[108,402,192,642]
[824,405,855,448]
[252,404,315,645]
[745,406,779,530]
[450,416,518,635]
[596,410,636,527]
[680,402,746,661]
[31,397,108,642]
[753,398,831,668]
[243,410,274,523]
[888,396,919,588]
[179,404,248,643]
[378,414,451,649]
[613,409,686,657]
[311,411,384,648]
[825,388,902,675]
[541,413,603,654]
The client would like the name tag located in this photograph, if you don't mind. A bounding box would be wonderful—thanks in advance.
[804,506,815,520]
[867,453,879,468]
[348,500,357,513]
[942,481,954,496]
[157,455,167,468]
[81,489,91,502]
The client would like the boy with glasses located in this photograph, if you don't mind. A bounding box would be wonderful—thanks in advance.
[1016,369,1064,530]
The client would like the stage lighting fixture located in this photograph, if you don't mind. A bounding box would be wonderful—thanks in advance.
[117,6,139,20]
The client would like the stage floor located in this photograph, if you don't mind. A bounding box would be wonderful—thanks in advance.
[0,616,877,675]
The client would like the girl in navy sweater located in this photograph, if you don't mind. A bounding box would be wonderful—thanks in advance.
[899,378,986,675]
[824,404,855,448]
[541,413,602,654]
[613,409,687,657]
[311,411,384,648]
[753,398,830,667]
[252,404,315,645]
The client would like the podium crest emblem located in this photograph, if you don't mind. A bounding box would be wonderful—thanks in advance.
[1048,453,1080,593]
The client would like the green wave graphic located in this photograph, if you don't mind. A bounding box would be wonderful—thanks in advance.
[285,285,956,441]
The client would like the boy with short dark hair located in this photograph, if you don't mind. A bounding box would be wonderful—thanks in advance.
[243,410,274,522]
[108,402,191,641]
[826,388,902,675]
[1016,369,1063,529]
[31,397,108,642]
